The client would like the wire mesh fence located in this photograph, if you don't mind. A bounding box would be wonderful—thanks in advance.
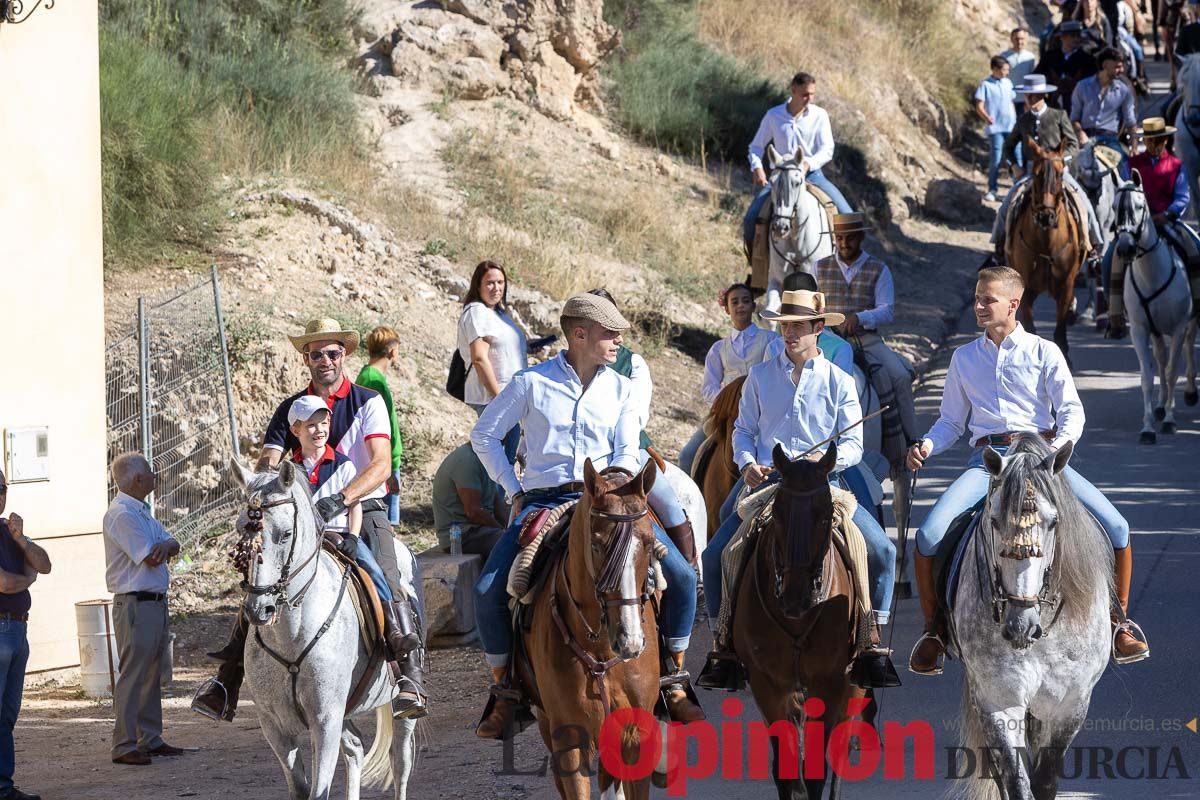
[104,267,240,549]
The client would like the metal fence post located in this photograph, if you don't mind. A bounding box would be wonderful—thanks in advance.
[137,297,155,517]
[210,265,241,460]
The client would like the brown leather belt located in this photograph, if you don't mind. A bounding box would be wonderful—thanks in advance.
[973,431,1055,448]
[0,611,28,622]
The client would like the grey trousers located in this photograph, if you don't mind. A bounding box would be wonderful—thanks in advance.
[362,509,423,619]
[855,331,918,443]
[111,595,168,758]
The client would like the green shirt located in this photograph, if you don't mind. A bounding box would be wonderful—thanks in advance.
[355,365,403,470]
[611,345,652,450]
[431,443,501,547]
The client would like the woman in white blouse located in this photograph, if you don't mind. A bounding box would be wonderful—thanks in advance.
[458,260,527,463]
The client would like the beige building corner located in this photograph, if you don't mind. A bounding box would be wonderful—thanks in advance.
[0,4,109,671]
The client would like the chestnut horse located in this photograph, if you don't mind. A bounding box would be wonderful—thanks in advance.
[1006,139,1089,367]
[519,459,662,799]
[696,376,747,536]
[734,443,857,800]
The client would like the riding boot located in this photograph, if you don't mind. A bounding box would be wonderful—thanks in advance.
[382,599,421,659]
[476,666,522,740]
[663,519,697,566]
[390,648,428,720]
[908,554,946,676]
[660,651,705,722]
[1112,546,1150,663]
[191,613,249,721]
[849,621,902,689]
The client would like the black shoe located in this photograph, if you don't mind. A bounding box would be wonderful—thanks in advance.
[848,651,903,689]
[696,652,742,691]
[0,788,42,800]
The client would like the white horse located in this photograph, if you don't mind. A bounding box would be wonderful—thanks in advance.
[1174,54,1200,220]
[662,460,708,555]
[1070,140,1119,322]
[232,460,416,800]
[1112,177,1199,444]
[763,144,834,313]
[955,438,1110,800]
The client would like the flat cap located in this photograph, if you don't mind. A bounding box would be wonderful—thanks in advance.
[561,293,631,331]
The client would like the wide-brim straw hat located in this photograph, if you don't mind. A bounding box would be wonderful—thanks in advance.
[831,212,868,235]
[288,318,360,355]
[760,290,846,326]
[1092,145,1123,171]
[561,293,631,331]
[1141,117,1177,138]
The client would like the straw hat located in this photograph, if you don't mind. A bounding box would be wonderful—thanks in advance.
[288,318,360,355]
[760,290,846,326]
[1092,145,1123,171]
[831,212,868,236]
[560,293,631,331]
[1141,117,1177,139]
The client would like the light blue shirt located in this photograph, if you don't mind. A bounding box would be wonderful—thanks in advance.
[1001,49,1036,100]
[733,350,864,473]
[766,331,855,376]
[1069,75,1136,134]
[748,102,835,173]
[975,75,1017,135]
[471,351,641,499]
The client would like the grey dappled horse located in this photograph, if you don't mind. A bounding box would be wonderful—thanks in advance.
[1070,140,1118,321]
[232,460,416,800]
[1112,178,1199,443]
[764,144,834,314]
[953,437,1110,800]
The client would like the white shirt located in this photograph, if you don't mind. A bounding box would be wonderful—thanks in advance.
[102,493,177,594]
[471,352,641,499]
[834,251,895,330]
[733,350,863,473]
[702,325,779,403]
[1001,49,1037,100]
[292,447,358,533]
[457,302,528,407]
[765,331,855,377]
[748,102,835,173]
[922,324,1083,455]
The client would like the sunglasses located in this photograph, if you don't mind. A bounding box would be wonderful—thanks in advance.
[307,348,344,363]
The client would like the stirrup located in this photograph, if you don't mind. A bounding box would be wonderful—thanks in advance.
[1112,620,1150,665]
[189,678,229,722]
[908,633,945,676]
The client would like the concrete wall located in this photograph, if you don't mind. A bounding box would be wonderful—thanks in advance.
[0,3,109,671]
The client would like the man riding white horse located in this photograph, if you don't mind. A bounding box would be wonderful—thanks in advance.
[192,319,427,721]
[906,266,1150,675]
[698,290,900,690]
[470,293,703,739]
[1104,116,1200,338]
[813,212,918,453]
[989,74,1106,266]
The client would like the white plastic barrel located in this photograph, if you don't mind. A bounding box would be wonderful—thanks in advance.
[75,599,120,698]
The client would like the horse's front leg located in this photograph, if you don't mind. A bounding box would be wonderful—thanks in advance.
[1131,326,1159,443]
[1025,707,1087,800]
[1151,333,1170,423]
[747,677,807,800]
[309,712,348,800]
[1161,330,1188,433]
[543,714,595,799]
[340,720,365,800]
[1019,289,1038,335]
[978,707,1035,800]
[263,724,310,800]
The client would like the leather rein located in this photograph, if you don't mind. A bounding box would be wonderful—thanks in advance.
[1114,184,1179,337]
[976,484,1062,631]
[768,162,830,267]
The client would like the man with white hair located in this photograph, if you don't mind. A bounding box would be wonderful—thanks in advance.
[103,453,185,766]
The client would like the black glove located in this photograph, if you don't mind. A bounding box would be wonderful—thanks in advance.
[315,493,347,523]
[337,533,360,559]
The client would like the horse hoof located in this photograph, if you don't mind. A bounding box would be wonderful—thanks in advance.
[1154,406,1166,421]
[1162,421,1178,435]
[1139,432,1157,445]
[1186,390,1199,407]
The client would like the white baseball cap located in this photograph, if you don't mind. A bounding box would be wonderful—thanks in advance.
[288,395,331,425]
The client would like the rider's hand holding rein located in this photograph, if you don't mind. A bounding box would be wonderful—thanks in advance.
[753,168,768,188]
[906,439,933,472]
[742,462,772,489]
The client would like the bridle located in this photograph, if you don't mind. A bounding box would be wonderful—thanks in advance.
[768,160,829,267]
[1113,183,1159,257]
[977,478,1061,628]
[1031,154,1066,229]
[770,481,833,605]
[238,490,322,609]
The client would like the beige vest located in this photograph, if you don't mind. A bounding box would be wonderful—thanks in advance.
[816,254,885,318]
[718,327,774,386]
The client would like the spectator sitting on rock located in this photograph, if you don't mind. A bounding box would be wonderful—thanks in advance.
[431,443,508,557]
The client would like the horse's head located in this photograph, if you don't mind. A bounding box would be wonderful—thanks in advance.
[1180,54,1200,129]
[981,437,1075,649]
[766,442,837,619]
[1114,171,1151,260]
[578,458,658,661]
[1028,139,1066,229]
[766,144,808,240]
[230,458,319,627]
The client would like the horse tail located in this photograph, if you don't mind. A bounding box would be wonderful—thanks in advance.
[361,704,395,790]
[959,681,1001,800]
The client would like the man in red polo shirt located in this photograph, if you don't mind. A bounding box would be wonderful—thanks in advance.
[192,319,426,721]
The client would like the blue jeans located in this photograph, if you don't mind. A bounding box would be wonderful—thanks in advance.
[475,490,696,666]
[471,404,520,464]
[640,449,687,527]
[0,620,29,792]
[354,535,393,603]
[677,427,707,477]
[703,474,895,623]
[915,446,1129,557]
[806,168,853,213]
[987,132,1007,194]
[1120,29,1144,65]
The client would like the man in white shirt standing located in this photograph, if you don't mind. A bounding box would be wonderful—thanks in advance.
[471,293,702,738]
[906,266,1148,675]
[103,453,185,766]
[1001,27,1037,117]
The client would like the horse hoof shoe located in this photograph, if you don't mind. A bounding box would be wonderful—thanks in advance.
[1161,422,1177,435]
[1154,407,1166,422]
[1139,432,1157,445]
[1185,390,1199,407]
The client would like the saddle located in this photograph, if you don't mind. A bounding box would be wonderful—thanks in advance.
[1006,180,1092,254]
[746,183,840,291]
[322,538,386,655]
[1161,221,1200,272]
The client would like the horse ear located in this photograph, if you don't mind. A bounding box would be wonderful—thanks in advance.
[636,457,657,497]
[230,457,253,490]
[766,143,780,169]
[1043,440,1074,474]
[1130,168,1142,188]
[276,459,297,492]
[583,458,599,497]
[771,443,791,475]
[818,442,838,475]
[982,446,1005,477]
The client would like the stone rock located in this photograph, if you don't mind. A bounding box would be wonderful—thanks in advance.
[923,178,989,224]
[417,550,481,642]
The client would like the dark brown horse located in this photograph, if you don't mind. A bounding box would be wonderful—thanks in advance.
[520,459,662,799]
[1007,139,1088,366]
[734,443,857,800]
[696,376,746,536]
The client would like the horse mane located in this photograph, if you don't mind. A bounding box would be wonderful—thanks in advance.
[988,435,1113,625]
[706,375,746,433]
